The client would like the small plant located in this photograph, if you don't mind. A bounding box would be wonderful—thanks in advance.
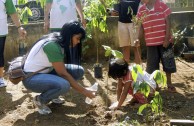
[136,70,167,122]
[128,7,146,27]
[15,0,33,24]
[84,0,108,77]
[127,6,146,41]
[102,45,123,59]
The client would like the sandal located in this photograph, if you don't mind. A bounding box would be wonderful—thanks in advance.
[167,85,176,93]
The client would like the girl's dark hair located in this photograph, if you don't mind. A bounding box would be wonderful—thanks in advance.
[59,21,86,65]
[108,58,128,79]
[30,21,85,65]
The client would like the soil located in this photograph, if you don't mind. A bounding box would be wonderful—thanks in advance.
[0,58,194,126]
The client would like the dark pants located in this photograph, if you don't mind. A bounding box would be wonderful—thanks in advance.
[0,37,6,67]
[146,44,176,74]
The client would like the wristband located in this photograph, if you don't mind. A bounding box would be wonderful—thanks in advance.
[17,26,22,29]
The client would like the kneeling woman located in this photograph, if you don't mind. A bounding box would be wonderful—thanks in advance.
[22,21,95,115]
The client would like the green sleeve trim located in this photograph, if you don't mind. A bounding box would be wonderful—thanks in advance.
[46,0,53,4]
[5,0,16,15]
[43,42,64,62]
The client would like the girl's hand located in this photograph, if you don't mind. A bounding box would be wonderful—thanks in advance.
[84,89,96,99]
[109,101,119,110]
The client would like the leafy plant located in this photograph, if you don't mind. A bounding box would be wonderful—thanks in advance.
[16,0,32,24]
[84,0,108,65]
[128,6,146,26]
[102,45,123,59]
[136,70,166,122]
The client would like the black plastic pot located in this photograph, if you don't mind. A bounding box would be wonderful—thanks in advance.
[94,65,102,78]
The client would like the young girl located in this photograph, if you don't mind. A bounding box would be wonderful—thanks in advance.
[108,58,156,110]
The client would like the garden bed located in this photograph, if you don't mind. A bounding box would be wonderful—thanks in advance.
[0,58,194,126]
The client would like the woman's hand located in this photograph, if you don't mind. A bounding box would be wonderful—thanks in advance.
[18,27,27,39]
[84,89,96,99]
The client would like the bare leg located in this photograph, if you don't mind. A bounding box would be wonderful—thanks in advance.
[0,67,3,77]
[166,72,176,92]
[122,46,130,63]
[133,46,142,64]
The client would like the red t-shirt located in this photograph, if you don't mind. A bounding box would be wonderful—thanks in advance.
[137,0,171,46]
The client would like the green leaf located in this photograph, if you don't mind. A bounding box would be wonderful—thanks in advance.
[26,7,32,16]
[140,82,150,97]
[131,64,143,82]
[105,50,112,57]
[133,81,140,93]
[138,104,149,114]
[150,91,163,113]
[102,45,111,50]
[111,50,123,58]
[151,70,167,88]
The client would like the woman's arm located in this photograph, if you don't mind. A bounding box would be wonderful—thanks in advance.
[52,62,95,99]
[10,13,27,39]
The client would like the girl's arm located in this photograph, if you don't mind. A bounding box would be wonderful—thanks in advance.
[52,62,95,99]
[117,81,132,108]
[117,79,124,101]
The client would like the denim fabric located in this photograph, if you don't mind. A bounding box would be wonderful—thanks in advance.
[0,37,6,67]
[23,64,84,104]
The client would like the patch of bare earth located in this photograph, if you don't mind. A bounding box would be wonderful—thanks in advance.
[0,58,193,126]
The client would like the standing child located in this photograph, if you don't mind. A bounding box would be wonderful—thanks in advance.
[108,58,156,110]
[137,0,176,92]
[111,0,141,64]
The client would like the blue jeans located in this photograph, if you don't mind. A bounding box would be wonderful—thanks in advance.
[22,64,84,104]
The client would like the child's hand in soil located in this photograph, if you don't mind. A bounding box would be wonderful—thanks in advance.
[109,101,119,110]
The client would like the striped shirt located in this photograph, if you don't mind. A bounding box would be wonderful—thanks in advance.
[137,0,171,46]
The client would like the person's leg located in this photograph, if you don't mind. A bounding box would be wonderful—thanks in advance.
[118,22,130,63]
[146,46,160,74]
[122,46,130,63]
[65,64,84,80]
[133,46,141,64]
[128,23,142,64]
[160,45,176,92]
[23,74,70,104]
[0,37,6,87]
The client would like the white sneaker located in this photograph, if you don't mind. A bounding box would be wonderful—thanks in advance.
[52,98,65,104]
[33,95,52,115]
[0,78,6,88]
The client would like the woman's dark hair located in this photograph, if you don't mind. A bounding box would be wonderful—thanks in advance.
[108,58,128,79]
[31,21,85,65]
[59,21,86,65]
